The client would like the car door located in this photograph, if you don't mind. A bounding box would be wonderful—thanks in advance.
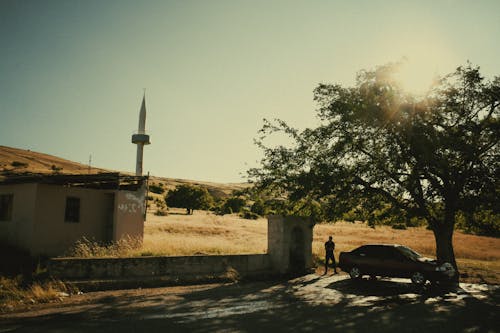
[362,246,385,276]
[350,246,377,275]
[384,247,414,278]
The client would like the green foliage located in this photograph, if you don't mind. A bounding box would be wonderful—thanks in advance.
[456,210,500,237]
[149,184,165,194]
[212,196,246,216]
[165,184,213,214]
[239,209,260,220]
[250,199,268,216]
[249,62,500,267]
[223,197,247,213]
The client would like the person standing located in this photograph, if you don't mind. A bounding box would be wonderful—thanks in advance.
[324,236,338,274]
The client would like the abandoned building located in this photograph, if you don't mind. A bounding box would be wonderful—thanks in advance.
[0,173,147,256]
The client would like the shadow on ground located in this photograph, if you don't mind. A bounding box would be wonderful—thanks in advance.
[0,275,498,333]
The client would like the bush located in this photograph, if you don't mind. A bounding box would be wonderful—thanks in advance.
[240,210,259,220]
[250,199,267,216]
[222,197,246,214]
[154,209,167,216]
[220,205,233,215]
[11,161,28,168]
[51,165,62,173]
[391,223,407,230]
[149,184,165,195]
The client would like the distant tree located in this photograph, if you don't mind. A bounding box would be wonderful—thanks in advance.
[223,197,247,213]
[249,62,499,279]
[165,184,213,215]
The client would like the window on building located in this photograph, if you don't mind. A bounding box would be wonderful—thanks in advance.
[0,194,14,221]
[65,197,80,223]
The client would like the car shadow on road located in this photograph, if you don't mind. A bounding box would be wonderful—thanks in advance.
[324,277,454,298]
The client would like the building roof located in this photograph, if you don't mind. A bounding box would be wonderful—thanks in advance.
[0,172,147,191]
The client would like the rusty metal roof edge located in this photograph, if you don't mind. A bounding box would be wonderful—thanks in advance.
[0,172,148,190]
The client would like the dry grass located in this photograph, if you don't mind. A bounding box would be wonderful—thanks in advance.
[66,236,143,258]
[0,277,77,312]
[63,209,499,284]
[137,210,267,256]
[138,210,499,284]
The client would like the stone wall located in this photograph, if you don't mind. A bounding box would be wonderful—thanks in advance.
[49,254,271,282]
[48,216,315,289]
[268,215,315,274]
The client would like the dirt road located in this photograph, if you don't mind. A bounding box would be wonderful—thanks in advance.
[0,274,498,332]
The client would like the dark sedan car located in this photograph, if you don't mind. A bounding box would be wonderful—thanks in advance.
[339,244,456,285]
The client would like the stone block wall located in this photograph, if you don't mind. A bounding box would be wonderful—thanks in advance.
[49,215,316,287]
[268,215,315,274]
[49,254,271,281]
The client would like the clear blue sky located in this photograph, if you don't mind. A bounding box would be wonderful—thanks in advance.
[1,0,499,182]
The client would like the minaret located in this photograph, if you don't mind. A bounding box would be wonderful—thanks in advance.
[131,94,150,176]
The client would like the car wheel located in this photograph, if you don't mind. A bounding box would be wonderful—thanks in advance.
[411,272,426,285]
[349,267,362,279]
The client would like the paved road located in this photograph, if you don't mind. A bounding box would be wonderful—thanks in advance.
[1,274,498,332]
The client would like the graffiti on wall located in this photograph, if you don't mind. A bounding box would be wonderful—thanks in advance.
[117,192,145,215]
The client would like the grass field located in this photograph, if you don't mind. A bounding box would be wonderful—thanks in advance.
[137,209,500,284]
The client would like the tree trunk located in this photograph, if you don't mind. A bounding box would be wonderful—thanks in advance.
[432,220,459,282]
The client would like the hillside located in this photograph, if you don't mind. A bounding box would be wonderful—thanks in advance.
[0,145,248,197]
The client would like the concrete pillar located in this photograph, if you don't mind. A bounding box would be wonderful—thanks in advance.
[267,215,315,274]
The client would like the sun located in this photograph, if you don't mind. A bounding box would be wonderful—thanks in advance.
[393,57,439,96]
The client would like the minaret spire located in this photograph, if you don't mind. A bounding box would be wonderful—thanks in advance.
[131,93,151,176]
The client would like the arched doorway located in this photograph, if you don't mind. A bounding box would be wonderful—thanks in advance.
[289,226,305,273]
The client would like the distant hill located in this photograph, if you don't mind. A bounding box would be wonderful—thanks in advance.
[0,145,249,198]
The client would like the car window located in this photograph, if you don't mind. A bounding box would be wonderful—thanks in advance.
[385,247,406,260]
[397,246,421,260]
[352,246,368,256]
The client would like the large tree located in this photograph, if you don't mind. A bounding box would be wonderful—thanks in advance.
[249,63,499,276]
[165,184,213,215]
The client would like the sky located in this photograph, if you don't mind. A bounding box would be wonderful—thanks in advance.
[1,0,499,183]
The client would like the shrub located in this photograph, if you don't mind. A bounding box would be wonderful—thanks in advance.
[149,184,165,195]
[51,165,62,173]
[391,223,407,230]
[223,197,246,213]
[240,210,259,220]
[219,205,233,215]
[250,199,267,216]
[154,209,167,216]
[11,161,28,168]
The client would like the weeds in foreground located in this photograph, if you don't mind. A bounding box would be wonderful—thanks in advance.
[66,236,142,258]
[0,276,77,312]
